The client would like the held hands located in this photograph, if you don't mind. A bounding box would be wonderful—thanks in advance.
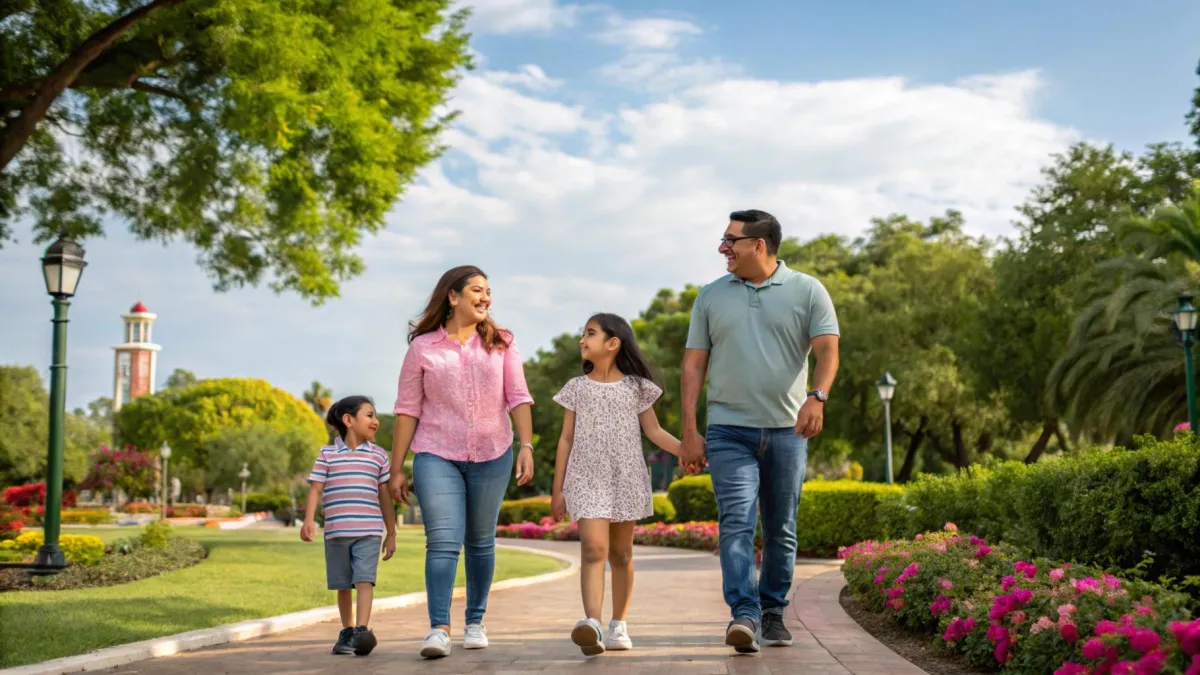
[550,492,567,522]
[515,445,534,486]
[388,477,410,505]
[679,428,708,475]
[300,520,315,542]
[382,532,396,561]
[795,398,825,439]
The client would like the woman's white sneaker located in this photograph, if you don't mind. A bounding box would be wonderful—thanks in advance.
[570,617,606,656]
[463,623,488,649]
[607,620,632,650]
[420,628,452,659]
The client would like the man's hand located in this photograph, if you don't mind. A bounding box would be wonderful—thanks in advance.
[551,492,567,522]
[795,398,824,439]
[388,477,410,505]
[382,532,396,561]
[680,428,707,474]
[300,520,316,542]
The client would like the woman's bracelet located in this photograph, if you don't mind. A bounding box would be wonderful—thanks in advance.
[519,442,534,452]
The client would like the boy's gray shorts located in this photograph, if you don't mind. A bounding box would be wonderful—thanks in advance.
[324,536,381,590]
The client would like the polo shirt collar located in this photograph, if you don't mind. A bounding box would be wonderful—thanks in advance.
[730,261,793,287]
[334,437,371,453]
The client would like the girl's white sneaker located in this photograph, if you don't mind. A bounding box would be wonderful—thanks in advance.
[570,617,606,656]
[607,620,632,650]
[420,628,451,659]
[463,623,488,649]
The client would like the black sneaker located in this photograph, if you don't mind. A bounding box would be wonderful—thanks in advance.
[332,627,356,655]
[725,618,760,654]
[352,626,377,656]
[761,613,793,647]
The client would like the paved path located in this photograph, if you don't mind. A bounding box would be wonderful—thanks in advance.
[104,540,926,675]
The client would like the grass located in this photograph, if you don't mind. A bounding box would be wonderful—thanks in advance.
[0,525,563,668]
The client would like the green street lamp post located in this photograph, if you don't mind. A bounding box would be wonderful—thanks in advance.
[1174,293,1199,434]
[876,372,898,485]
[34,234,87,572]
[239,463,250,514]
[160,443,172,521]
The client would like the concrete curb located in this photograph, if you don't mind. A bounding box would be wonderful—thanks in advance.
[1,543,576,675]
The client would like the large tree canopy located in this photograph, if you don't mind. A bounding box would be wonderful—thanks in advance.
[1,0,471,303]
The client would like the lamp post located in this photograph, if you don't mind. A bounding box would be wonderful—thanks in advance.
[33,234,87,572]
[1174,294,1199,434]
[238,463,250,514]
[159,443,172,520]
[877,372,898,485]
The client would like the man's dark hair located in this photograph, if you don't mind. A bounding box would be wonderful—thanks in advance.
[730,209,782,255]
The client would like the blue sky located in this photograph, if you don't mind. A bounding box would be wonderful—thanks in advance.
[1,0,1197,413]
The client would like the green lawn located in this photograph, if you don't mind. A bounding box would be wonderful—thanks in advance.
[0,526,563,668]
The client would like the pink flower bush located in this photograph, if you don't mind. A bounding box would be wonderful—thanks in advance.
[841,525,1197,673]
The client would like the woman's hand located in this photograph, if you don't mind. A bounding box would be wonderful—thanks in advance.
[388,477,410,505]
[515,445,534,486]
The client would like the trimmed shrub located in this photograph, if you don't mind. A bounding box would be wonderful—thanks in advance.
[60,508,115,525]
[667,474,718,522]
[884,435,1200,583]
[140,520,171,549]
[497,496,552,525]
[641,493,677,524]
[244,492,291,514]
[7,531,105,566]
[795,480,903,555]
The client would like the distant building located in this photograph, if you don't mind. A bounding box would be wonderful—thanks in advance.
[112,301,161,412]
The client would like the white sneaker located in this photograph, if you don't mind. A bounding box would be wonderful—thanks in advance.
[420,628,451,659]
[571,617,605,656]
[463,623,488,649]
[607,620,632,650]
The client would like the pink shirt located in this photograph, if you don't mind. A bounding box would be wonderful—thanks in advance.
[393,327,534,463]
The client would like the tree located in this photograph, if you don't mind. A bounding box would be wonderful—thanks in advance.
[203,423,316,492]
[114,377,327,492]
[80,445,154,499]
[0,365,107,486]
[303,381,333,418]
[1,0,471,303]
[164,368,198,390]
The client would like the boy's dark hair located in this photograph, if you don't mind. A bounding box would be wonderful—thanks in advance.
[584,313,659,391]
[326,395,374,439]
[730,209,782,255]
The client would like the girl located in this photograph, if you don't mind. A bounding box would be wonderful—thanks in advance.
[301,396,396,657]
[388,265,536,659]
[551,313,682,656]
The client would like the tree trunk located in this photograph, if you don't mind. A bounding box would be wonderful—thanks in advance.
[0,0,186,172]
[896,415,928,483]
[951,420,968,472]
[1025,418,1058,464]
[1053,423,1070,453]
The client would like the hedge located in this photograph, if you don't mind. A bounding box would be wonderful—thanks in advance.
[498,493,678,525]
[666,475,902,555]
[879,435,1200,584]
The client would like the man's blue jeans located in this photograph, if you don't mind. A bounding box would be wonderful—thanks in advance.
[412,448,512,628]
[705,424,807,623]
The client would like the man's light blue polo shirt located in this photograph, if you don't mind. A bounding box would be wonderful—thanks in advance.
[685,262,840,429]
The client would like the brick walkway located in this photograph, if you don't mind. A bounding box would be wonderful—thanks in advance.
[103,540,927,675]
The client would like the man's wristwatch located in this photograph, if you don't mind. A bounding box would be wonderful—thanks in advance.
[806,389,828,403]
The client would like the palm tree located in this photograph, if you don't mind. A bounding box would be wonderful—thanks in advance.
[303,381,333,418]
[1048,186,1200,442]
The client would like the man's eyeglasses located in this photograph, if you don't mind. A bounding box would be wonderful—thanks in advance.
[720,236,760,248]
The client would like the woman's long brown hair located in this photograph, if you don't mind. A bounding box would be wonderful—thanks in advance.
[408,265,511,352]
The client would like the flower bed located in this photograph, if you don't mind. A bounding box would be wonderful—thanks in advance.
[497,518,762,558]
[840,524,1200,674]
[119,502,207,517]
[0,531,106,566]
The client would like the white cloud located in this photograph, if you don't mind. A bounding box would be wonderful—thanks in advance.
[596,51,740,93]
[461,0,579,34]
[0,36,1082,413]
[594,15,702,50]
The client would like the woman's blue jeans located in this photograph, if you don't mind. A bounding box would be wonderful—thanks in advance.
[412,447,513,628]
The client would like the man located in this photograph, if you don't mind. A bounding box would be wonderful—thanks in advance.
[680,209,840,654]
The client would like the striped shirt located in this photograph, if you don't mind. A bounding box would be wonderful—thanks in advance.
[307,438,391,539]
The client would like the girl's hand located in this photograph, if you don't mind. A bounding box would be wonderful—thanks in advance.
[515,445,534,486]
[382,533,396,561]
[388,477,410,505]
[551,492,567,522]
[300,521,315,542]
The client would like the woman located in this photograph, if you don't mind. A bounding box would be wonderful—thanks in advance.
[389,265,535,660]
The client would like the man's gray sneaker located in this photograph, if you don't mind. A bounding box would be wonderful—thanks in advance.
[761,613,793,647]
[725,618,760,653]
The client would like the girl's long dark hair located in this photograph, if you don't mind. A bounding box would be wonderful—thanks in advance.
[326,395,374,440]
[408,265,510,352]
[584,313,659,390]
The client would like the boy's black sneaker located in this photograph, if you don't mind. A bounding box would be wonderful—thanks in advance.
[331,627,356,655]
[761,613,793,647]
[353,626,377,656]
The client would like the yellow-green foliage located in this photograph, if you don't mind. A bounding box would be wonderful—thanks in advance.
[6,532,105,566]
[794,480,903,555]
[115,377,327,472]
